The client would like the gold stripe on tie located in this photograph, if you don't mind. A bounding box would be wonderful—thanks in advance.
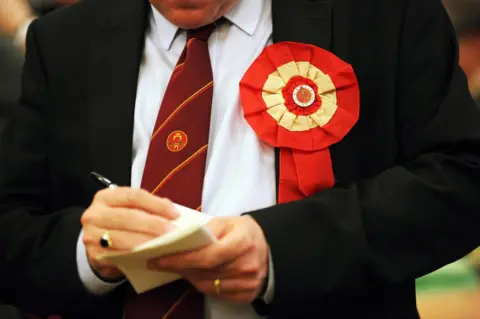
[162,289,192,319]
[172,63,185,74]
[151,144,209,195]
[151,81,214,141]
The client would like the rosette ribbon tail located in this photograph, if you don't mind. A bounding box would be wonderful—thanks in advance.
[278,148,335,203]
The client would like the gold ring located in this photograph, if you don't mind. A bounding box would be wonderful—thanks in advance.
[99,231,113,248]
[213,278,221,295]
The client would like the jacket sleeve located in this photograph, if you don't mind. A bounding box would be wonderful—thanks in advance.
[250,0,480,314]
[0,20,117,317]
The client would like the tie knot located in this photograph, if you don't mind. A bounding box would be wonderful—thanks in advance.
[187,22,218,41]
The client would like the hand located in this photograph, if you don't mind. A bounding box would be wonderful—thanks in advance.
[81,187,179,281]
[148,216,269,303]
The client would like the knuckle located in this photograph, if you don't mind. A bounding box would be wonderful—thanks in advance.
[239,262,259,275]
[235,235,253,254]
[123,188,138,205]
[110,210,126,228]
[82,231,93,245]
[82,235,88,246]
[207,253,224,268]
[242,237,255,252]
[93,188,109,202]
[80,213,90,226]
[81,209,99,226]
[250,259,261,272]
[203,257,217,268]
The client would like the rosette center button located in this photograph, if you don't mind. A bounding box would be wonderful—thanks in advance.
[293,85,316,108]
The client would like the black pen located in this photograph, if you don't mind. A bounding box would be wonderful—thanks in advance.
[90,171,118,188]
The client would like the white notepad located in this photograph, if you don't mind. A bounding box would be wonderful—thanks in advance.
[97,204,216,294]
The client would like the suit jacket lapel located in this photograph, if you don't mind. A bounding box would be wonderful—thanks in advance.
[271,0,333,196]
[272,0,332,47]
[86,0,337,190]
[87,0,149,186]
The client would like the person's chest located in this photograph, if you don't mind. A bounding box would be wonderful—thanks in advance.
[45,0,404,210]
[131,17,276,219]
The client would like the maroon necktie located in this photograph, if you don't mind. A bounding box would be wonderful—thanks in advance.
[124,23,217,319]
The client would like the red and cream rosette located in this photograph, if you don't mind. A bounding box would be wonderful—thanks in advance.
[240,42,360,203]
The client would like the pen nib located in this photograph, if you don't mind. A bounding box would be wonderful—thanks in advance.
[90,171,113,187]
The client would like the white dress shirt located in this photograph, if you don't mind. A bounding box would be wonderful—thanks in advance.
[76,0,276,318]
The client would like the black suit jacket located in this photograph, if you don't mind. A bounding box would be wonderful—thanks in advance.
[1,0,480,318]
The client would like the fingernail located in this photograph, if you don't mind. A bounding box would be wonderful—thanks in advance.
[168,206,180,218]
[165,223,176,232]
[160,197,173,208]
[171,210,180,219]
[161,199,180,218]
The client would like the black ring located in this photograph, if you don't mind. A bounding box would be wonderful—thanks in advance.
[99,232,112,248]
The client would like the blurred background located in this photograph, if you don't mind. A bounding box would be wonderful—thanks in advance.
[415,1,480,319]
[0,0,479,318]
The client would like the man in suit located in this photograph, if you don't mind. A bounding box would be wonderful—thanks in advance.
[1,0,480,318]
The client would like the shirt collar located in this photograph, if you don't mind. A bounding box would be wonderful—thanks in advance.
[150,0,265,51]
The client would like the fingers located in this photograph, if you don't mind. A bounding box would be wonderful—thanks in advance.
[154,220,251,270]
[210,253,262,278]
[81,186,181,282]
[81,207,175,237]
[182,272,265,303]
[83,226,156,251]
[164,252,258,280]
[84,226,158,281]
[205,218,230,239]
[144,216,269,303]
[196,277,262,295]
[93,187,180,220]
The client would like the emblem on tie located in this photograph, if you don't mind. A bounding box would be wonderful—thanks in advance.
[166,131,188,152]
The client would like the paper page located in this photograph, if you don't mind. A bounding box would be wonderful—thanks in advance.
[98,204,216,293]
